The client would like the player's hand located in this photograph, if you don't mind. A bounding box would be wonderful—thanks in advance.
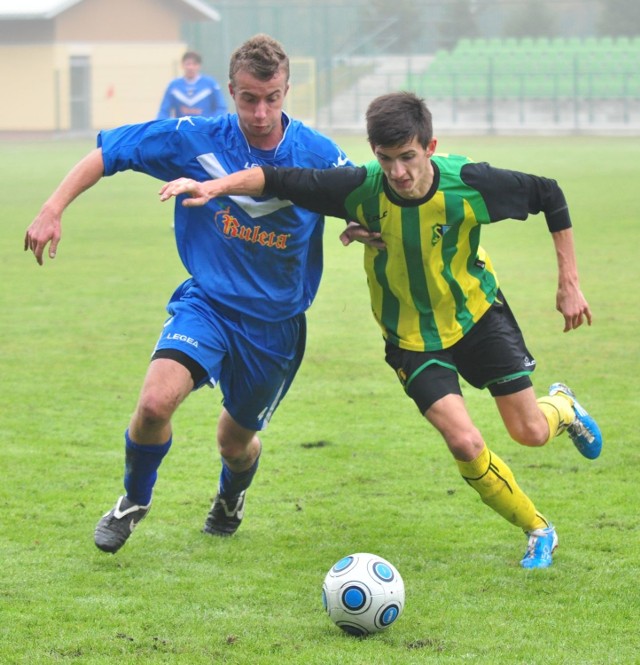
[24,208,61,265]
[340,221,386,249]
[159,178,210,207]
[556,284,592,332]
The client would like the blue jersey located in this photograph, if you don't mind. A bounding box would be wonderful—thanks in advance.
[157,75,227,119]
[98,113,351,322]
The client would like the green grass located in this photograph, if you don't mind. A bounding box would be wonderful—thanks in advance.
[2,134,640,664]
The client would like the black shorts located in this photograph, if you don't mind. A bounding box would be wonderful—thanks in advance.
[384,293,535,414]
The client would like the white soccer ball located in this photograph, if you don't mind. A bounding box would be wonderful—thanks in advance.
[322,552,405,636]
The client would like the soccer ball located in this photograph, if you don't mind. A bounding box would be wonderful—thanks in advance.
[322,552,405,636]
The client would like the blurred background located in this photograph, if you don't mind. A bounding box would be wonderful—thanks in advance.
[1,0,639,136]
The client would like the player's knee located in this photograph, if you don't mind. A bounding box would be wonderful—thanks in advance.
[135,392,175,429]
[507,419,548,447]
[218,436,259,470]
[219,446,252,471]
[443,428,485,461]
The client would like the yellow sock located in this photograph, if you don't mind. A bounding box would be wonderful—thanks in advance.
[456,445,548,532]
[537,394,575,444]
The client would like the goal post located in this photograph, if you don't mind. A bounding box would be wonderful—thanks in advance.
[286,57,317,127]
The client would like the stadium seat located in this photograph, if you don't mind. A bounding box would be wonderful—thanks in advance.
[407,36,640,102]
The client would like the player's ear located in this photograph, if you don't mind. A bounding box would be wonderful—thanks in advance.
[228,81,235,98]
[426,137,438,157]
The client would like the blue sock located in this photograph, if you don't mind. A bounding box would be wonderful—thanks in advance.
[124,430,172,506]
[219,452,260,498]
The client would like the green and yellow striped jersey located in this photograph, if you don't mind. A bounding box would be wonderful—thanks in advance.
[263,154,570,352]
[344,155,497,350]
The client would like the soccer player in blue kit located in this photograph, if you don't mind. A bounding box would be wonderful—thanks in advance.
[24,34,352,554]
[157,50,227,120]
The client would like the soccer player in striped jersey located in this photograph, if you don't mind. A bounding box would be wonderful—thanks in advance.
[159,91,603,569]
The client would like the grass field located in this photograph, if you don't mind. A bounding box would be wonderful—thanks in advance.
[2,133,640,664]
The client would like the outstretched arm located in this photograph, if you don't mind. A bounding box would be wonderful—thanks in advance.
[159,168,267,206]
[551,228,592,332]
[24,148,105,265]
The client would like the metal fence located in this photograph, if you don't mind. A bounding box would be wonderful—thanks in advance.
[182,4,640,134]
[311,56,640,134]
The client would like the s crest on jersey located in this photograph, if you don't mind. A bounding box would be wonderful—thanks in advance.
[431,223,451,246]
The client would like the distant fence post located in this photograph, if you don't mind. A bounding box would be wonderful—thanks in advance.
[487,56,495,132]
[54,69,60,132]
[573,55,580,131]
[451,72,458,123]
[623,72,630,124]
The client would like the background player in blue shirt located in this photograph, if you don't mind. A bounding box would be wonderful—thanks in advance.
[157,50,227,120]
[24,34,351,554]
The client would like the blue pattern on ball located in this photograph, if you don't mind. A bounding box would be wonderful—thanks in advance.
[373,562,394,581]
[333,556,353,572]
[381,604,400,625]
[342,585,367,610]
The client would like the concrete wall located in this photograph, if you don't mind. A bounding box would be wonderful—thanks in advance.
[54,0,188,42]
[0,45,60,131]
[0,0,218,132]
[88,42,187,128]
[0,42,186,131]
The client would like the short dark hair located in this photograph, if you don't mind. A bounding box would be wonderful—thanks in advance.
[228,34,289,84]
[182,51,202,64]
[366,92,433,149]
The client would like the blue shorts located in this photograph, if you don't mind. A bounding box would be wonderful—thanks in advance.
[152,280,306,431]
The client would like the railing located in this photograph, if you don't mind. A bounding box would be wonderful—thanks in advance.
[316,55,640,133]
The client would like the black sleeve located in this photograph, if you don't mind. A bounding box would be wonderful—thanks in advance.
[461,162,571,232]
[261,165,368,219]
